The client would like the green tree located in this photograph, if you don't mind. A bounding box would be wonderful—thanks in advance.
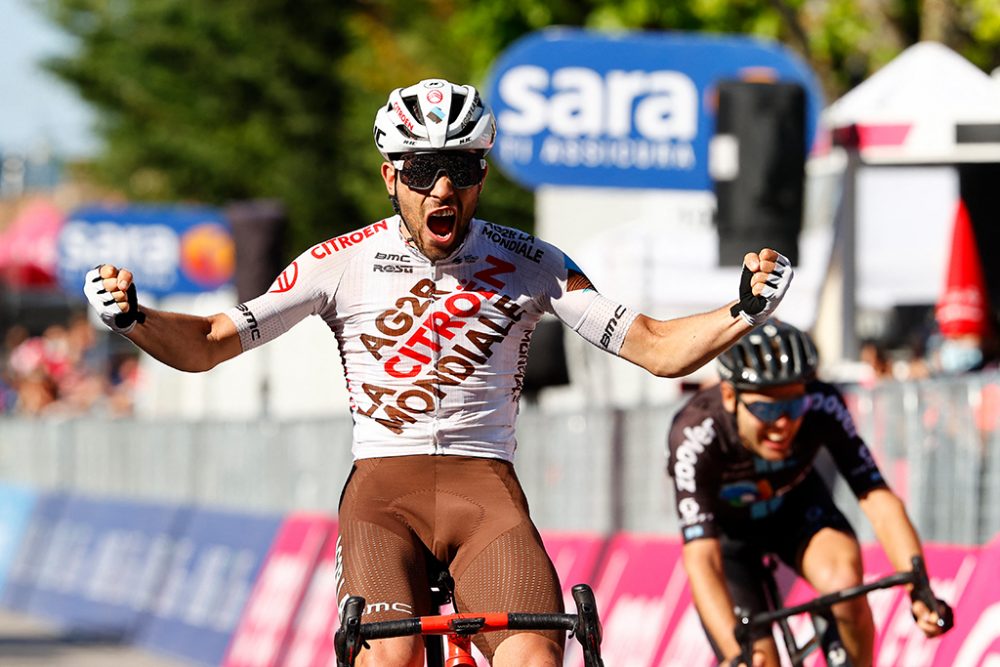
[40,0,360,250]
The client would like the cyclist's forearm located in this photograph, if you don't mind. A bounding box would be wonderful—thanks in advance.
[620,306,751,378]
[683,541,742,656]
[860,488,925,572]
[124,308,243,372]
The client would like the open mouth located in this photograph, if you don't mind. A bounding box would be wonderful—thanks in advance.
[762,434,790,453]
[427,210,456,241]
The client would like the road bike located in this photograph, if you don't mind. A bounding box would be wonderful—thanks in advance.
[334,556,604,667]
[731,555,953,666]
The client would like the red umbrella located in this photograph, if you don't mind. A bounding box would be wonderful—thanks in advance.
[0,198,64,288]
[935,199,991,338]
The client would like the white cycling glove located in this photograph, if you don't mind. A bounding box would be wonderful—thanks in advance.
[729,252,793,327]
[83,266,146,334]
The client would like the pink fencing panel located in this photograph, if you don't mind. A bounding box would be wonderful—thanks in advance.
[223,513,337,667]
[931,536,1000,667]
[565,533,714,667]
[277,523,340,667]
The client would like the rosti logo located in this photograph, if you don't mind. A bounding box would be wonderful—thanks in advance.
[179,223,235,289]
[496,66,698,169]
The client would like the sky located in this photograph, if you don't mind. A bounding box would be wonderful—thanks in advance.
[0,0,98,158]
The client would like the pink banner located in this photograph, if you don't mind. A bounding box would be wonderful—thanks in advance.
[223,513,336,667]
[931,536,1000,667]
[564,534,709,667]
[277,524,341,667]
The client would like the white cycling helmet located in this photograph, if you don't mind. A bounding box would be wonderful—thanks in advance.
[373,79,496,159]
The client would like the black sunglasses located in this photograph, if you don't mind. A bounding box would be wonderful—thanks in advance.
[392,152,486,190]
[738,395,809,422]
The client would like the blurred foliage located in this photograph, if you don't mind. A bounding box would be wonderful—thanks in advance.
[38,0,1000,250]
[39,0,361,250]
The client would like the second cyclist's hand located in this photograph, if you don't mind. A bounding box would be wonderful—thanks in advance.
[912,598,954,637]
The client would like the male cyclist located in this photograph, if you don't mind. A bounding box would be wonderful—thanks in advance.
[85,79,794,667]
[666,320,951,667]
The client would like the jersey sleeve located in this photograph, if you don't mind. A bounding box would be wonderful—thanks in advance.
[536,245,639,356]
[221,244,338,352]
[808,385,888,498]
[667,409,723,543]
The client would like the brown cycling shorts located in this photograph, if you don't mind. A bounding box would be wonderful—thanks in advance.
[336,455,564,660]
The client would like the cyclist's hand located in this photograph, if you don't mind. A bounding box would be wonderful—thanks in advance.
[911,597,954,637]
[84,264,146,334]
[729,248,793,327]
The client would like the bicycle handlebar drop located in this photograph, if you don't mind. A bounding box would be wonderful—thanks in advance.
[733,555,953,667]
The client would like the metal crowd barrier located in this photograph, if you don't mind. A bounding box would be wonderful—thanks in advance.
[1,372,998,545]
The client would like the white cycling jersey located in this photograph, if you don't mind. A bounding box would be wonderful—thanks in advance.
[224,216,639,461]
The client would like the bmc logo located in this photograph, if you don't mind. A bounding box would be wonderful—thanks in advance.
[497,66,697,141]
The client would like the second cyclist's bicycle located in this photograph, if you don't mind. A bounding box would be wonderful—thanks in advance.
[731,555,953,667]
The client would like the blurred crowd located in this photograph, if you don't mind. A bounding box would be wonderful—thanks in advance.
[0,313,140,417]
[857,319,1000,387]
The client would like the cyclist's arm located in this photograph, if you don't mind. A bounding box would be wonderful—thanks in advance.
[858,487,946,636]
[682,538,744,660]
[619,305,751,377]
[124,308,242,372]
[620,248,791,376]
[859,487,923,572]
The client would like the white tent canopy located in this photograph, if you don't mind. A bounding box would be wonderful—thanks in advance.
[821,42,1000,163]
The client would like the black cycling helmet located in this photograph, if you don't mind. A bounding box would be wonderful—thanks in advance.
[718,320,819,390]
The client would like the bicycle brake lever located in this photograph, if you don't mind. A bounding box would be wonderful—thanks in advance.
[571,584,604,666]
[335,596,367,667]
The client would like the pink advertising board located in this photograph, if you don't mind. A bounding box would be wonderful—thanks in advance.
[223,513,336,667]
[566,534,713,667]
[277,523,341,667]
[931,536,1000,667]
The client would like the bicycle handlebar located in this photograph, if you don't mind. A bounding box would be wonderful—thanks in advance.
[334,583,604,667]
[733,556,952,666]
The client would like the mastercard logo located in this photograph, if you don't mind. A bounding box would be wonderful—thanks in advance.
[180,223,236,288]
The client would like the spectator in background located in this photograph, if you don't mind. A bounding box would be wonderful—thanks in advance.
[0,312,140,417]
[0,324,30,411]
[859,338,893,387]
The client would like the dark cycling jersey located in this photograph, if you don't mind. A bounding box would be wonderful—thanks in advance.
[666,381,887,543]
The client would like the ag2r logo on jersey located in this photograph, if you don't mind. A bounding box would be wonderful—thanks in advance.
[485,28,823,191]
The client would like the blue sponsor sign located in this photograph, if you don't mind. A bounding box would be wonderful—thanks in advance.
[24,495,189,637]
[57,204,236,297]
[135,507,282,666]
[0,484,37,597]
[485,28,824,191]
[1,492,68,611]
